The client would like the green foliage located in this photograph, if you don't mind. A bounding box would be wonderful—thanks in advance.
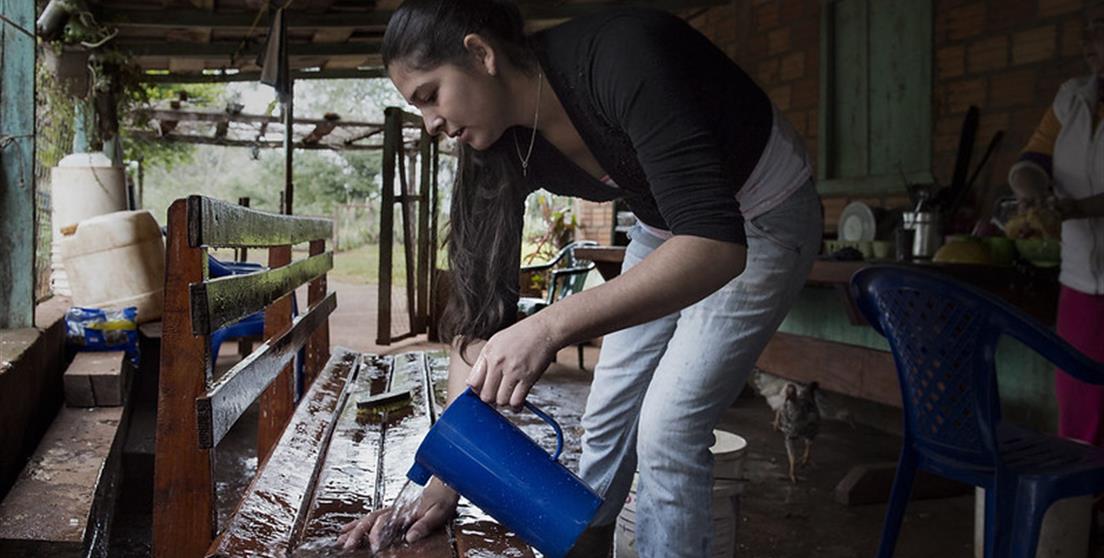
[122,83,229,171]
[524,194,577,264]
[295,78,413,117]
[521,194,578,293]
[250,149,383,215]
[35,63,78,172]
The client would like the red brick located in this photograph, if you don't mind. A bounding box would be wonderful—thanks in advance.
[757,58,780,85]
[755,2,779,31]
[767,28,791,55]
[937,0,972,10]
[790,19,819,48]
[937,45,966,79]
[1012,26,1057,65]
[714,17,739,45]
[942,78,988,114]
[1037,61,1081,100]
[976,112,1011,151]
[945,2,986,41]
[768,84,793,110]
[989,69,1038,108]
[988,148,1022,188]
[1039,0,1085,18]
[779,0,811,20]
[724,43,745,65]
[1062,20,1086,58]
[747,33,770,57]
[779,52,806,81]
[967,36,1008,73]
[790,77,818,109]
[934,115,966,156]
[787,110,808,135]
[806,109,819,139]
[985,0,1037,34]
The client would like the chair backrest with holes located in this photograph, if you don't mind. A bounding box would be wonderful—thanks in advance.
[851,266,1004,466]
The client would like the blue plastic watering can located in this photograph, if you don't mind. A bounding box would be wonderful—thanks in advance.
[407,387,602,558]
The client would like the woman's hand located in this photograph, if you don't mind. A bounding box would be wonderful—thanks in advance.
[337,478,460,551]
[1052,197,1083,220]
[1010,164,1051,211]
[466,313,559,409]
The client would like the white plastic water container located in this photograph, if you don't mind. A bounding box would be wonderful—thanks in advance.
[49,152,128,296]
[59,210,165,323]
[615,430,748,558]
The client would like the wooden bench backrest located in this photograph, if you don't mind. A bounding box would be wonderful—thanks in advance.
[153,195,335,558]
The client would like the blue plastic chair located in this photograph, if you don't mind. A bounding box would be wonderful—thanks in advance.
[850,266,1104,558]
[518,241,598,370]
[207,257,305,396]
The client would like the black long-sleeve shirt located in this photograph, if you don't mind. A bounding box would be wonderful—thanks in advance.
[521,8,773,245]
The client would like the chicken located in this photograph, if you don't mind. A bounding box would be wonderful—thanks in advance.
[772,381,820,483]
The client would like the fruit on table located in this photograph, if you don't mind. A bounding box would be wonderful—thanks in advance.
[1014,237,1061,268]
[1005,206,1062,239]
[933,238,993,265]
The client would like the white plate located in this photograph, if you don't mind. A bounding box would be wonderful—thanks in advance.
[839,201,877,241]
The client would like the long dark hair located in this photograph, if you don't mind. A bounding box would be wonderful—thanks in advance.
[383,0,537,353]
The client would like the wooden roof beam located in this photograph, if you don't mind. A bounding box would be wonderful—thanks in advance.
[301,113,341,145]
[138,67,387,83]
[135,108,384,128]
[115,40,382,58]
[127,130,420,151]
[100,1,729,29]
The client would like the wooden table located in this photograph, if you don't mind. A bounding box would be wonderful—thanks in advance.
[574,246,630,282]
[576,246,1058,324]
[573,246,1061,409]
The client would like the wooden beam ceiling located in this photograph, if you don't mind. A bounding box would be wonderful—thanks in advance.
[104,0,730,82]
[140,67,387,83]
[116,39,381,57]
[101,1,728,29]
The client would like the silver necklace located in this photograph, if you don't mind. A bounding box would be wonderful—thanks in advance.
[513,71,543,177]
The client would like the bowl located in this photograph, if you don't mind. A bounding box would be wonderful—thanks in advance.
[1014,238,1061,267]
[933,238,992,265]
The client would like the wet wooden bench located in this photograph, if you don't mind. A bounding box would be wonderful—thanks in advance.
[153,195,534,557]
[209,351,537,558]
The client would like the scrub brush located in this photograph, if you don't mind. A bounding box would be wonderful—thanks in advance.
[356,389,413,422]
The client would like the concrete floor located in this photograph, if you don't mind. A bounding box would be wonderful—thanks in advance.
[106,281,1099,556]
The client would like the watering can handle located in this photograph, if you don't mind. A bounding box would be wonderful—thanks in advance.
[524,401,564,461]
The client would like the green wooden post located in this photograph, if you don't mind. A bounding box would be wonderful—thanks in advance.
[1,0,37,329]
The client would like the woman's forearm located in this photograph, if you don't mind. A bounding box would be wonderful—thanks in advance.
[447,340,486,405]
[536,235,747,348]
[1074,193,1104,219]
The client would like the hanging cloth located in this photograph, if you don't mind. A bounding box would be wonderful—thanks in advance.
[257,7,290,103]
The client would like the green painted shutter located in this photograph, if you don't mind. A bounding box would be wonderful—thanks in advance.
[818,0,933,196]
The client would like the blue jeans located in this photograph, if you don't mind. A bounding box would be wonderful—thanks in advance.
[577,180,822,557]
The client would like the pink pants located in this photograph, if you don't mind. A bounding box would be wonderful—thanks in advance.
[1055,285,1104,447]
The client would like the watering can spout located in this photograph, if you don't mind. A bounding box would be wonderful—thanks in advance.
[407,461,432,486]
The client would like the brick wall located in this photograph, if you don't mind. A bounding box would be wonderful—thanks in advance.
[573,199,614,245]
[932,0,1089,200]
[688,2,821,166]
[571,1,1093,240]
